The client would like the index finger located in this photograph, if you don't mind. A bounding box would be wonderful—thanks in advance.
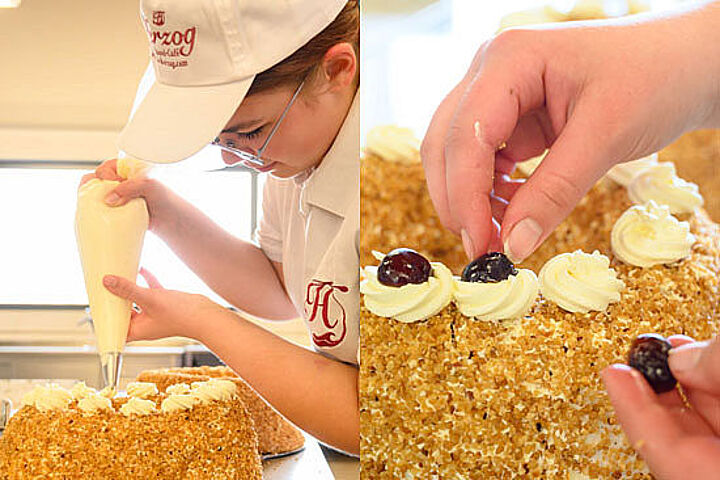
[443,47,545,258]
[95,159,123,182]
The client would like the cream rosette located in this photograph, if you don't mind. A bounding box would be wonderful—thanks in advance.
[160,394,200,413]
[539,250,624,313]
[191,379,237,404]
[627,162,703,214]
[364,125,421,164]
[126,382,159,399]
[69,381,96,401]
[606,154,658,186]
[611,201,696,267]
[119,397,156,416]
[360,254,454,323]
[21,384,72,412]
[453,269,539,321]
[77,393,113,414]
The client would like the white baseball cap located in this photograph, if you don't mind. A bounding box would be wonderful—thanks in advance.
[118,0,348,163]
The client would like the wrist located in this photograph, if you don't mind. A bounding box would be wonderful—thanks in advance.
[192,303,241,346]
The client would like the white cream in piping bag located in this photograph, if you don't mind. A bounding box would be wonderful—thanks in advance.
[364,125,421,164]
[361,252,454,323]
[611,201,696,268]
[539,250,624,313]
[453,269,539,321]
[605,154,658,186]
[627,162,703,214]
[75,158,150,387]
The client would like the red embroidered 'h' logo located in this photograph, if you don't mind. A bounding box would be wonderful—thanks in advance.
[152,10,165,26]
[305,280,349,348]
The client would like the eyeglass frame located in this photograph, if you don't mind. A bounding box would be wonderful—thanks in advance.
[210,79,305,167]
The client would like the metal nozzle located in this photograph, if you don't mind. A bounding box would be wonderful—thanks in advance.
[100,352,123,390]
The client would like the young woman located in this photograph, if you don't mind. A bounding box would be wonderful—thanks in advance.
[81,0,360,454]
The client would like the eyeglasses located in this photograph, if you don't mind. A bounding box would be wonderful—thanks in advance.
[210,79,305,167]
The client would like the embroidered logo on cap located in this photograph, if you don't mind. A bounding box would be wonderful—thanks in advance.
[141,11,197,70]
[152,10,165,26]
[305,280,349,348]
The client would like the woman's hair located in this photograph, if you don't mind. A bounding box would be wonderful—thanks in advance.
[248,1,359,95]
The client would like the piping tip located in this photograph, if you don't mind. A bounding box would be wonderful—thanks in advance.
[100,352,123,390]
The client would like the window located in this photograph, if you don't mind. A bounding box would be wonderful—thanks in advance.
[0,159,262,307]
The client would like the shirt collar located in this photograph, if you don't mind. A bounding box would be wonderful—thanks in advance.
[300,92,359,218]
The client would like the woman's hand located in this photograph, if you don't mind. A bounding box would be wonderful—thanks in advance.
[421,2,720,262]
[103,268,226,342]
[79,159,175,234]
[602,335,720,479]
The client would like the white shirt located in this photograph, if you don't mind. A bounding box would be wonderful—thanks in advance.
[256,93,359,366]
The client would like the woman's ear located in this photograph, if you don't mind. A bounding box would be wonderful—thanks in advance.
[317,42,357,93]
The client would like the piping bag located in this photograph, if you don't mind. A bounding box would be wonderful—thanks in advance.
[75,157,150,390]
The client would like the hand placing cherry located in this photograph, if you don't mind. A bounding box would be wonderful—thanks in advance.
[461,252,517,283]
[627,334,677,394]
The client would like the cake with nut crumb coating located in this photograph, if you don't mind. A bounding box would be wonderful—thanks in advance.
[0,380,262,480]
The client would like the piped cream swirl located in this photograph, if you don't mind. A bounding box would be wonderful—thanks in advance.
[539,250,624,313]
[77,393,113,414]
[361,261,454,323]
[191,379,237,404]
[606,154,658,186]
[21,384,72,412]
[364,125,421,164]
[161,394,199,413]
[126,382,159,399]
[453,269,538,321]
[166,383,192,395]
[627,162,703,214]
[120,397,157,416]
[69,381,96,401]
[611,201,696,267]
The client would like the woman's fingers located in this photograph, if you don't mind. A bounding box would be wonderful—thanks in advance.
[670,338,720,396]
[139,267,163,289]
[102,275,156,309]
[95,159,122,181]
[103,178,151,207]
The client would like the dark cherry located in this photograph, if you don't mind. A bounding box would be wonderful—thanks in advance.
[461,252,517,283]
[627,334,677,394]
[377,248,432,287]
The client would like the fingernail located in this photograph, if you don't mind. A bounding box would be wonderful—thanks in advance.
[669,342,705,373]
[103,276,117,287]
[461,229,474,260]
[629,368,650,393]
[105,193,120,205]
[504,218,542,264]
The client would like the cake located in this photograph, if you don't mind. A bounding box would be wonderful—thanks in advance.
[0,379,262,479]
[360,178,720,476]
[136,366,305,455]
[361,125,467,273]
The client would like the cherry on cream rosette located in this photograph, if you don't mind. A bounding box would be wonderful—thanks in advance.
[539,250,624,313]
[605,153,658,186]
[611,200,696,268]
[360,249,454,323]
[627,162,703,214]
[363,125,421,164]
[453,252,539,321]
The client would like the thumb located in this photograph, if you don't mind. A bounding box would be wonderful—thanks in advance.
[103,178,151,207]
[103,275,155,308]
[500,112,612,264]
[669,338,720,395]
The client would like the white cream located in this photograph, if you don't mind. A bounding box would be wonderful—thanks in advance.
[360,261,454,323]
[190,379,237,404]
[116,156,150,179]
[119,397,157,416]
[611,201,696,268]
[516,150,547,177]
[21,384,72,412]
[69,381,96,401]
[166,383,192,395]
[606,154,658,186]
[453,269,538,321]
[126,382,158,399]
[627,162,703,214]
[75,179,149,356]
[77,393,113,414]
[161,394,200,413]
[364,125,421,164]
[539,250,624,313]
